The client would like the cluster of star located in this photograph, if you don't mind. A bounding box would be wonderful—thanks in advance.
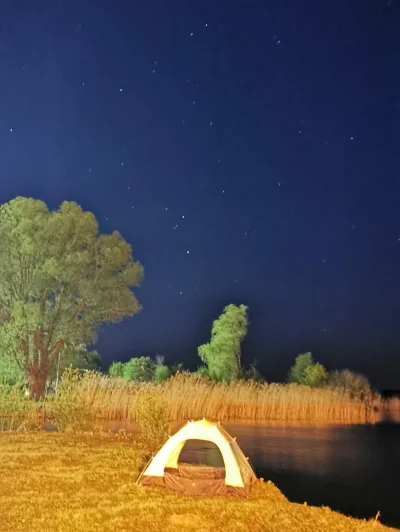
[10,15,387,311]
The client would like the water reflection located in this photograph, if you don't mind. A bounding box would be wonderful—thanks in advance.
[226,422,400,528]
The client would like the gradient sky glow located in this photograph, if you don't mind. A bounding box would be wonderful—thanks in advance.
[0,0,399,389]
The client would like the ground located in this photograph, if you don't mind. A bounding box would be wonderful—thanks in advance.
[0,432,396,532]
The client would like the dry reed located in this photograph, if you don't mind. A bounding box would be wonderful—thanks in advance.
[66,371,379,425]
[385,397,400,411]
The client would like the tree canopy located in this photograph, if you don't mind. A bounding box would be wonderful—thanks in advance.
[198,304,248,382]
[288,352,328,388]
[0,197,143,399]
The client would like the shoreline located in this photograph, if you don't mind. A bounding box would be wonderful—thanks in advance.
[0,431,397,531]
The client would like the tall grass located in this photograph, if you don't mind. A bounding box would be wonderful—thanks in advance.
[0,383,44,431]
[47,367,99,431]
[65,371,379,425]
[385,396,400,411]
[0,371,381,433]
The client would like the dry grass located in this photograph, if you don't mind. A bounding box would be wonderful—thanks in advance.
[63,371,380,425]
[0,431,396,532]
[385,397,400,411]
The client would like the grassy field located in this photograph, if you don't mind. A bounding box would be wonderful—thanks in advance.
[65,371,381,425]
[0,432,395,532]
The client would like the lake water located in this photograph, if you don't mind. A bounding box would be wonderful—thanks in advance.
[180,421,400,529]
[104,419,400,529]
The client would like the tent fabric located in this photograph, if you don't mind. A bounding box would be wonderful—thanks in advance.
[137,419,257,497]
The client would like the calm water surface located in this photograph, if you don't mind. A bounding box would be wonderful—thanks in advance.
[180,422,400,529]
[103,419,400,528]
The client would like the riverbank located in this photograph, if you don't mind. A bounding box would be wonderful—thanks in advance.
[0,432,396,532]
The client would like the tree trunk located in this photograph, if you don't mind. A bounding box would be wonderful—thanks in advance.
[28,330,65,401]
[28,361,48,401]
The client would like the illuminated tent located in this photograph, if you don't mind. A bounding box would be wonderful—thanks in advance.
[137,418,257,497]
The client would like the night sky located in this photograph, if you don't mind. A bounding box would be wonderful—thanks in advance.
[0,1,399,389]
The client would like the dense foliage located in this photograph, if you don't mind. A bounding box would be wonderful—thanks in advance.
[198,304,248,382]
[0,197,143,399]
[288,353,328,388]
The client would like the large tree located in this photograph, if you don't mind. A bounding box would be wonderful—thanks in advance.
[0,197,143,399]
[198,304,248,382]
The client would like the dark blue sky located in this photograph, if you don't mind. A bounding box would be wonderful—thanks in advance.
[0,1,399,388]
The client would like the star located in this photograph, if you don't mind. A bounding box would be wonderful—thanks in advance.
[181,215,185,219]
[222,190,225,194]
[186,250,190,254]
[165,207,168,211]
[179,291,183,295]
[119,88,123,92]
[350,136,354,140]
[205,23,208,27]
[121,162,124,166]
[9,128,13,132]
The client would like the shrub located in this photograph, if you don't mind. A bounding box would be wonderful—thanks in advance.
[288,353,327,388]
[328,369,371,398]
[303,363,328,388]
[108,362,125,378]
[133,387,169,454]
[196,365,210,378]
[122,357,156,382]
[154,364,170,382]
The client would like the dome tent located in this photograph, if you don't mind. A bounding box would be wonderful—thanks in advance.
[137,418,257,497]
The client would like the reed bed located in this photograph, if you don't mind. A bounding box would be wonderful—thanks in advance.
[385,396,400,411]
[65,371,379,425]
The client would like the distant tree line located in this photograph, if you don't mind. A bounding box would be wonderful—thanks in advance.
[288,352,371,398]
[108,356,182,383]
